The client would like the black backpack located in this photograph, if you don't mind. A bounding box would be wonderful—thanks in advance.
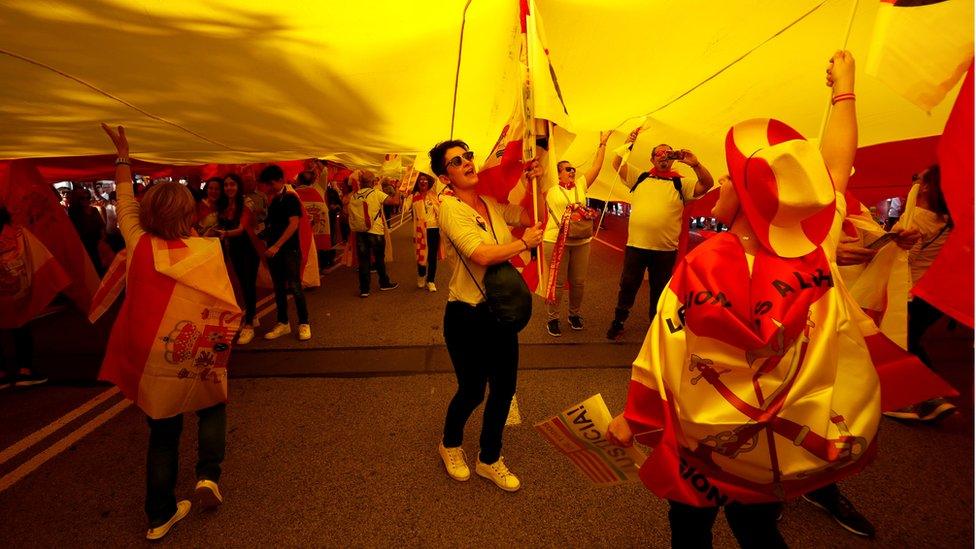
[632,172,685,204]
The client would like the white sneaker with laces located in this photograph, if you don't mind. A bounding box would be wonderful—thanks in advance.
[297,324,311,341]
[427,282,437,292]
[264,323,291,340]
[146,500,191,540]
[476,457,521,492]
[194,479,223,510]
[417,276,426,288]
[438,442,470,481]
[237,325,255,345]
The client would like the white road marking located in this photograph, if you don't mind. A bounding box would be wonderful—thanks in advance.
[593,236,624,252]
[0,386,120,467]
[0,399,132,493]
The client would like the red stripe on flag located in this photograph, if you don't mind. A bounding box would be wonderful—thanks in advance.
[549,417,618,483]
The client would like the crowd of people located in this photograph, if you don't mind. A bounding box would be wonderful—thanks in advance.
[0,50,965,547]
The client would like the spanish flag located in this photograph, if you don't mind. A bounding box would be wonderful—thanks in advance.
[99,233,241,419]
[0,225,71,329]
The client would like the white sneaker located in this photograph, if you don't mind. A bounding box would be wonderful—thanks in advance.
[194,479,223,510]
[146,500,191,540]
[438,442,470,481]
[297,324,311,341]
[417,276,426,288]
[476,457,520,492]
[264,323,291,340]
[427,282,437,292]
[237,325,255,345]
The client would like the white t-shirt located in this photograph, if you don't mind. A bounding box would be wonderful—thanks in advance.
[439,194,523,305]
[544,177,589,245]
[421,192,440,228]
[621,167,698,251]
[349,188,389,236]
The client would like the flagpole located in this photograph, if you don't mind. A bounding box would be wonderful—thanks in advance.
[450,0,474,139]
[817,0,860,144]
[593,118,649,241]
[521,0,544,289]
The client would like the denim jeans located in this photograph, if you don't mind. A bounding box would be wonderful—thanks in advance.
[268,248,309,324]
[356,232,391,293]
[614,246,677,324]
[442,301,519,464]
[145,403,226,527]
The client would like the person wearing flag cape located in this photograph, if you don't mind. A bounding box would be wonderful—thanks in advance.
[606,51,876,547]
[98,124,241,541]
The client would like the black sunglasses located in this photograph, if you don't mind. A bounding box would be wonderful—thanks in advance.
[446,150,476,168]
[561,166,576,173]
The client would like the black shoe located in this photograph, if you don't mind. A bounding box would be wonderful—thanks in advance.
[546,319,562,337]
[568,315,584,331]
[14,371,48,388]
[916,397,957,423]
[606,320,624,340]
[803,490,875,538]
[379,282,399,291]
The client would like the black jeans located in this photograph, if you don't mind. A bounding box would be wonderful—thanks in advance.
[268,248,309,325]
[614,246,677,324]
[417,228,440,283]
[442,301,519,464]
[356,232,391,293]
[668,500,786,548]
[228,241,259,324]
[0,325,33,376]
[908,297,944,369]
[146,403,226,527]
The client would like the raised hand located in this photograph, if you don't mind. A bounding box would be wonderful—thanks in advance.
[100,123,129,157]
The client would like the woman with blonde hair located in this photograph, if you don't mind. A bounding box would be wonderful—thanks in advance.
[98,124,240,541]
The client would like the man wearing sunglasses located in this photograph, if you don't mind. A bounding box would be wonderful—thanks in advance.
[605,128,714,340]
[542,132,611,336]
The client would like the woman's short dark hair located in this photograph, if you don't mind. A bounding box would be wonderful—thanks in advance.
[428,140,469,176]
[921,164,950,218]
[259,164,285,183]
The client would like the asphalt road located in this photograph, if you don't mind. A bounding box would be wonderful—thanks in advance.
[0,217,972,547]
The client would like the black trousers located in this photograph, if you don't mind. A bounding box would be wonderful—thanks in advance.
[908,297,944,369]
[614,246,677,324]
[0,325,33,376]
[668,500,786,549]
[356,232,391,293]
[417,228,441,283]
[268,248,309,325]
[145,403,226,527]
[228,241,259,324]
[442,301,518,464]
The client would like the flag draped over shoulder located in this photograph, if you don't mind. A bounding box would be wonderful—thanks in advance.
[0,225,71,329]
[99,234,241,419]
[0,159,99,312]
[866,0,974,112]
[623,233,954,505]
[286,186,321,288]
[294,183,331,251]
[913,64,974,327]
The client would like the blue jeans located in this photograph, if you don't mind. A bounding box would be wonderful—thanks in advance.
[145,403,226,527]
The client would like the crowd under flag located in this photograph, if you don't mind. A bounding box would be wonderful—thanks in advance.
[866,0,974,112]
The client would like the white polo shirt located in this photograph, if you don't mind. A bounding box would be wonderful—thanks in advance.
[439,194,523,305]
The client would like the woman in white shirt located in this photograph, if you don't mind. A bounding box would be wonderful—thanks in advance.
[429,139,543,493]
[542,132,609,336]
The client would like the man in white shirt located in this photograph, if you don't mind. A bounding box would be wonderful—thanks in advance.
[606,129,714,340]
[347,170,401,297]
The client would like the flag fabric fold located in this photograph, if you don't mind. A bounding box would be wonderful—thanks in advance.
[0,225,71,330]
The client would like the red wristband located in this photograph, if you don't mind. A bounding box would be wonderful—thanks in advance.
[831,93,856,105]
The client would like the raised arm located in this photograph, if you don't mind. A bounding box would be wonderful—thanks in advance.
[583,131,612,188]
[101,123,144,249]
[611,126,641,184]
[822,50,857,196]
